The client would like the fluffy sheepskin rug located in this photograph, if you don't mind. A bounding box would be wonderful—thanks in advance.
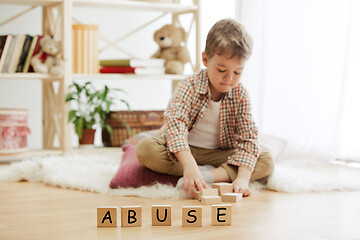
[0,152,185,199]
[0,153,359,198]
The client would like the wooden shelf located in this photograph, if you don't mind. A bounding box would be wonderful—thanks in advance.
[0,73,62,81]
[0,0,61,7]
[73,73,186,80]
[0,73,186,81]
[74,0,198,13]
[1,0,198,13]
[0,0,199,153]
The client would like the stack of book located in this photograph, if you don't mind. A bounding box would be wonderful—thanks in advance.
[0,34,43,73]
[99,58,165,75]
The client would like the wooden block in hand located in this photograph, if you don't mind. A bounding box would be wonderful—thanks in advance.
[200,195,221,205]
[182,206,202,227]
[221,193,243,202]
[212,182,233,195]
[152,205,171,226]
[194,190,201,200]
[212,204,232,226]
[97,206,117,227]
[121,206,142,227]
[200,188,218,196]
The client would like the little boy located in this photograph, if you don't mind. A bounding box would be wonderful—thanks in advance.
[136,18,274,197]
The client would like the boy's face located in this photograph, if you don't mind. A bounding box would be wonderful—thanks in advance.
[202,52,246,101]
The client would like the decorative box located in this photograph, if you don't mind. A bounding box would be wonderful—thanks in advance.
[102,110,164,147]
[0,109,31,154]
[73,24,99,74]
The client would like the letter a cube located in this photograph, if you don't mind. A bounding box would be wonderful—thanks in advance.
[121,206,142,227]
[97,206,117,227]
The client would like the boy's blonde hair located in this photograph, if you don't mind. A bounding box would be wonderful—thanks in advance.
[205,18,253,59]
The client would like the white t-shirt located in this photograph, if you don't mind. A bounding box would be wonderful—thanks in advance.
[188,99,221,149]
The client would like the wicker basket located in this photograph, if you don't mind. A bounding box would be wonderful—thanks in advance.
[102,110,164,147]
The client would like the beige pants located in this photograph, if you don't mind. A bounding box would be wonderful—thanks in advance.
[136,137,275,182]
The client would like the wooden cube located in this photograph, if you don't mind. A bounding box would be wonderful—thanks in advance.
[200,195,221,205]
[121,206,142,227]
[221,193,243,202]
[152,205,172,226]
[97,206,117,227]
[212,182,233,195]
[200,188,218,196]
[182,206,202,227]
[194,190,201,200]
[212,204,232,226]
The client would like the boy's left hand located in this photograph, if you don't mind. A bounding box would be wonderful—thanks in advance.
[232,166,252,197]
[232,177,251,197]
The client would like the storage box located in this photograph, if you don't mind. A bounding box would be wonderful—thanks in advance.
[102,111,164,147]
[73,24,99,74]
[0,109,31,154]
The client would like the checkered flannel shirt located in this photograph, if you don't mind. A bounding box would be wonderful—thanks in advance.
[159,69,260,172]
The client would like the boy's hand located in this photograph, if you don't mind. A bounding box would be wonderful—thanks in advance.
[183,165,208,197]
[232,177,251,197]
[233,166,252,197]
[175,150,208,197]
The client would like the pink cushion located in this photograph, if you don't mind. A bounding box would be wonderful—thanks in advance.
[109,144,179,189]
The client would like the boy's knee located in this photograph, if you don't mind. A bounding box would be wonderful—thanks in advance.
[258,152,275,177]
[136,137,154,164]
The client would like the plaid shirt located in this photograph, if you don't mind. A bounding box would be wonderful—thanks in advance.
[159,69,260,172]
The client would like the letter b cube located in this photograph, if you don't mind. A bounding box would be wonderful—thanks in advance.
[121,206,142,227]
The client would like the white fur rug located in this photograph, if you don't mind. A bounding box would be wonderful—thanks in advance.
[0,152,359,199]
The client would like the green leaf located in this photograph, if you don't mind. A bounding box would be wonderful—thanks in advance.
[65,93,74,102]
[75,117,84,139]
[73,82,81,92]
[104,124,113,139]
[120,99,131,111]
[68,110,77,122]
[121,120,134,136]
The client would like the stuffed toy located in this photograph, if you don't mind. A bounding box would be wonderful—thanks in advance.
[152,24,190,74]
[31,35,64,77]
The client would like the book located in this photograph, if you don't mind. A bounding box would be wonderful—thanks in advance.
[100,66,136,74]
[100,66,165,75]
[0,35,13,72]
[134,67,165,75]
[99,58,165,68]
[2,35,17,73]
[7,34,26,73]
[16,35,33,72]
[27,35,43,73]
[0,35,7,59]
[22,35,39,72]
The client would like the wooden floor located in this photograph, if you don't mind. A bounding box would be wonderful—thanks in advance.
[1,182,360,240]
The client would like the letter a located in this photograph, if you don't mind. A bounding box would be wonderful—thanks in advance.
[97,207,117,227]
[102,210,112,223]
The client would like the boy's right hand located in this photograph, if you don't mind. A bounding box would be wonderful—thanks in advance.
[175,150,208,197]
[183,165,208,197]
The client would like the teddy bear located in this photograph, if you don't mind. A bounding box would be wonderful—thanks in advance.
[152,24,190,74]
[31,35,64,77]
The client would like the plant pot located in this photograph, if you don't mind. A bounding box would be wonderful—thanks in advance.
[79,128,96,145]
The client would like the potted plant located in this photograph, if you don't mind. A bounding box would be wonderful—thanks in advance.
[65,81,131,146]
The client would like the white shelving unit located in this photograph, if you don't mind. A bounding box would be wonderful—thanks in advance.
[0,0,200,154]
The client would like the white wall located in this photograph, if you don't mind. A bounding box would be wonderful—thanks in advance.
[0,1,236,149]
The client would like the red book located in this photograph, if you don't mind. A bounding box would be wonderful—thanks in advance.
[100,66,135,74]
